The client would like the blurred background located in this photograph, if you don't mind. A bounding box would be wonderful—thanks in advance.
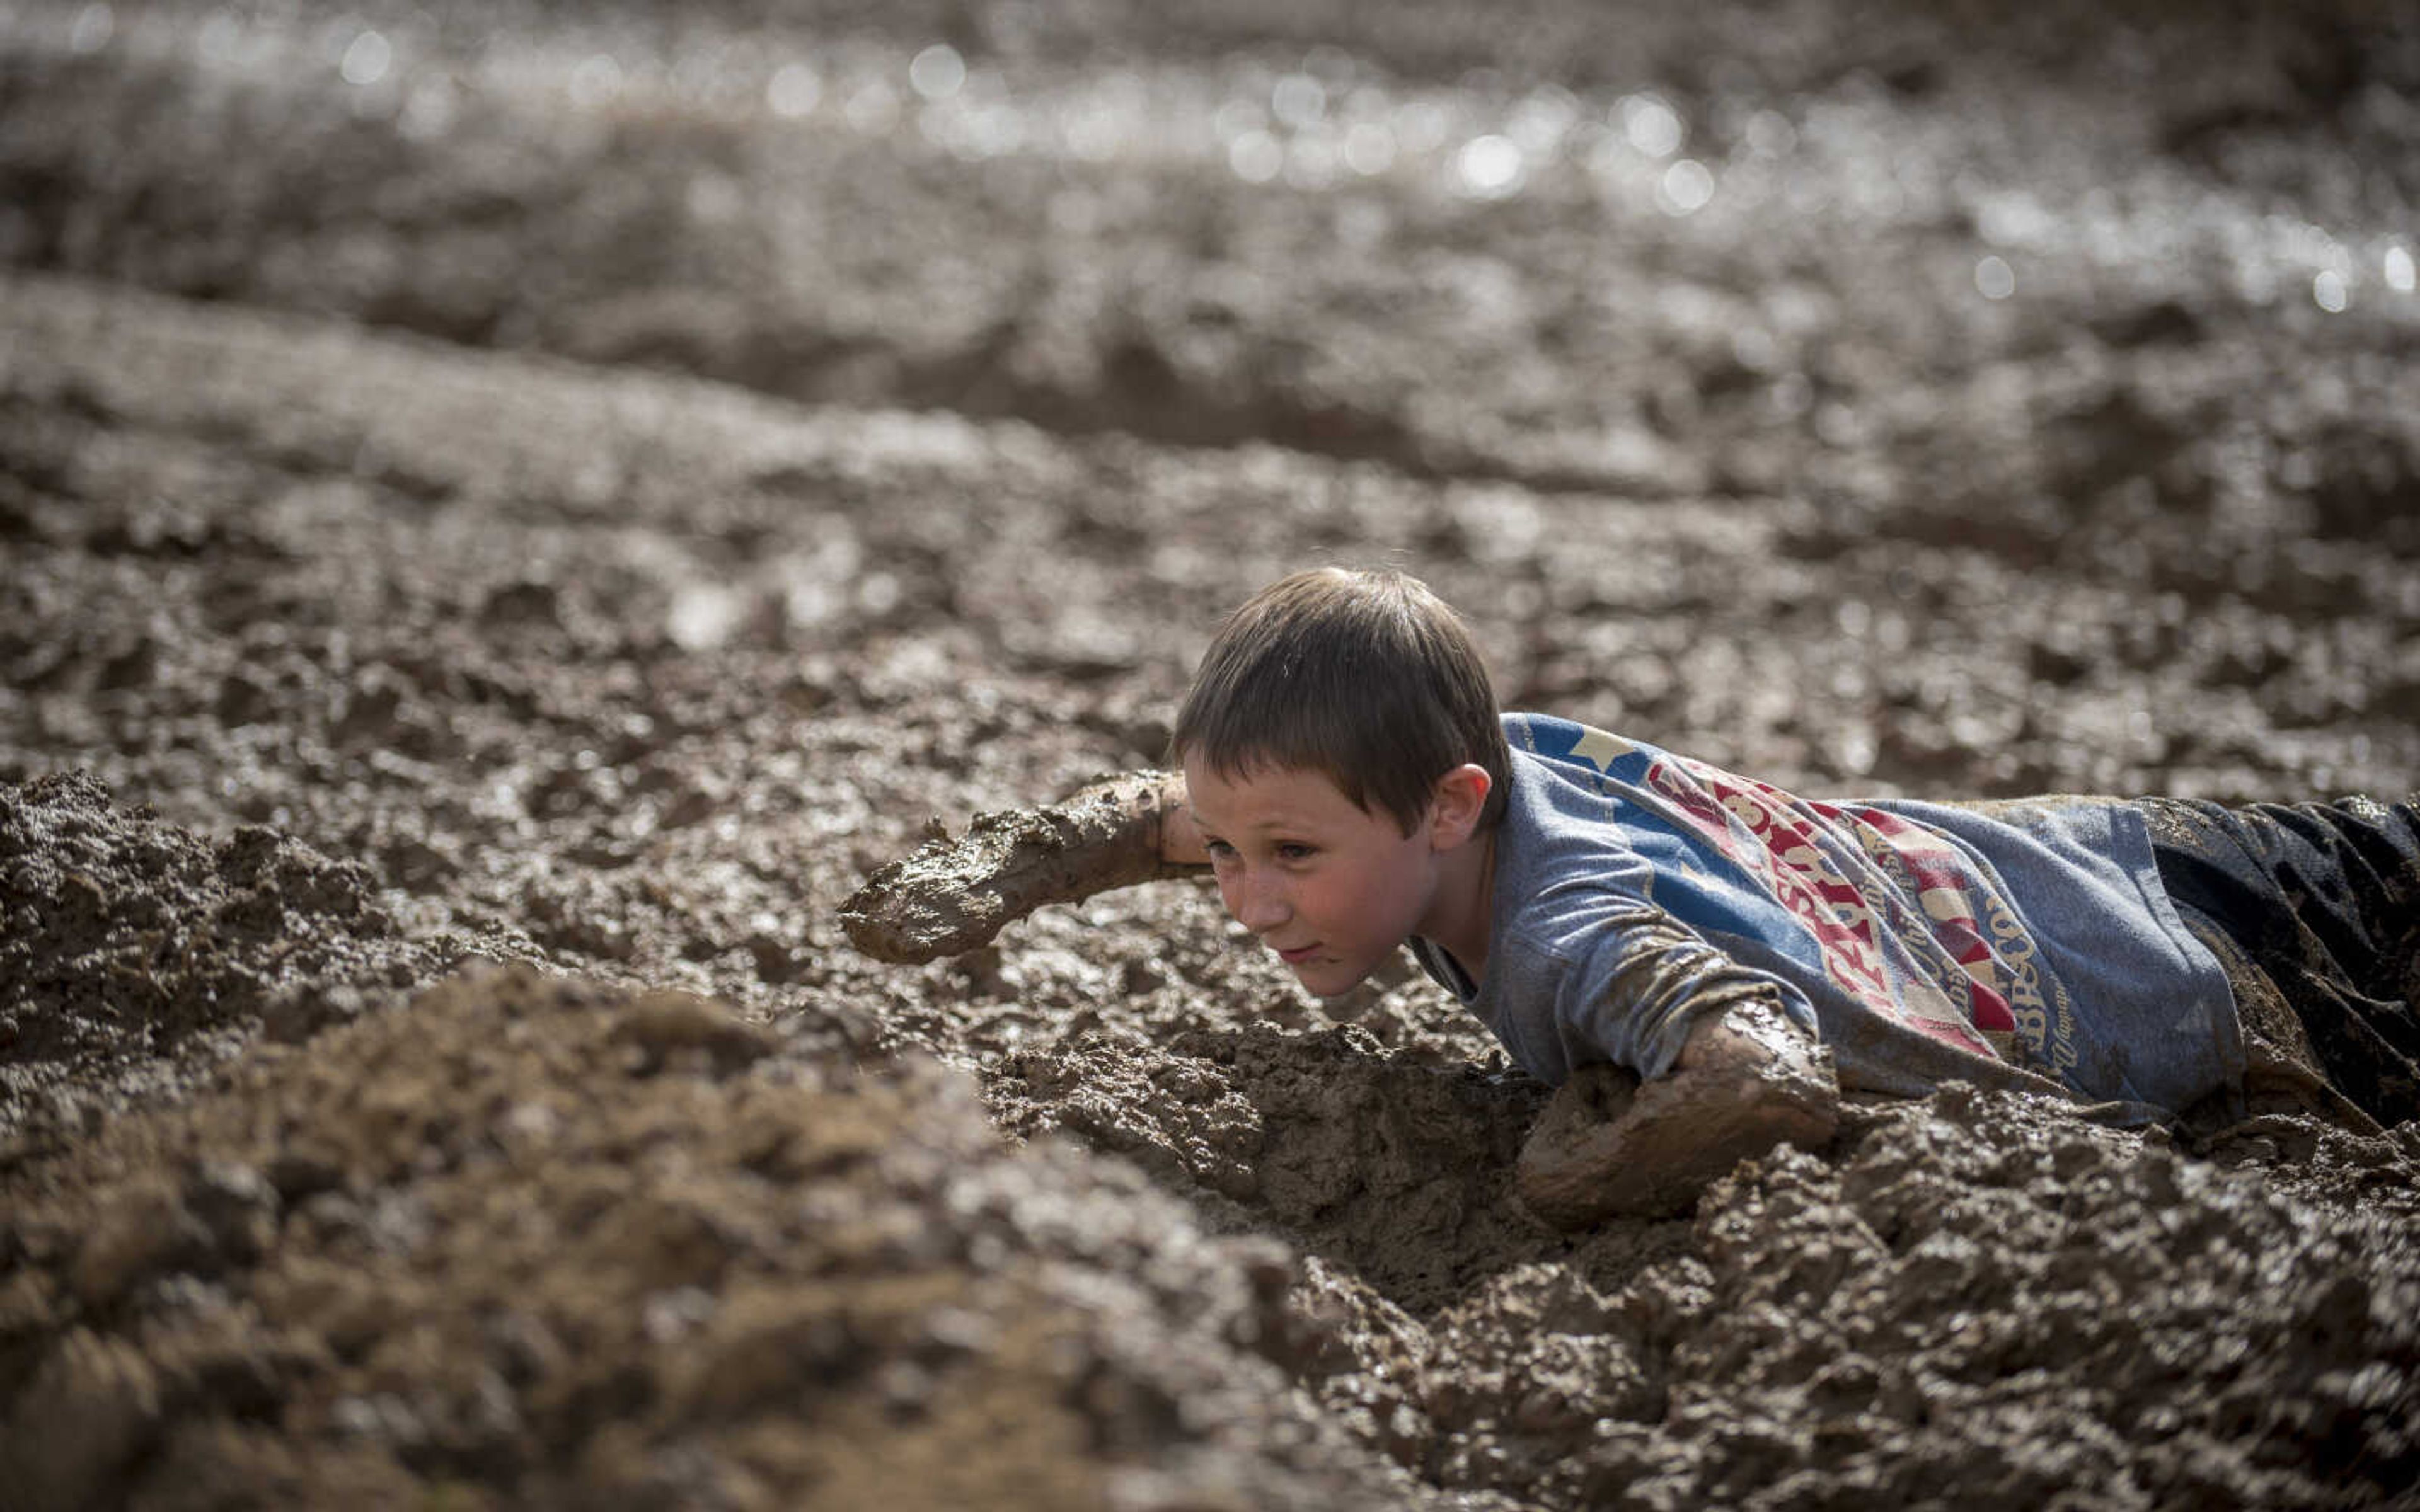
[8,0,2416,807]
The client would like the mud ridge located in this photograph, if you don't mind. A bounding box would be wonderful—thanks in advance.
[0,965,1449,1511]
[0,772,500,1156]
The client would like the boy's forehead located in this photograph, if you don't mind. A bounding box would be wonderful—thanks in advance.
[1182,755,1363,826]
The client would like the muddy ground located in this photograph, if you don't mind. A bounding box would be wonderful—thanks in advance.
[4,0,2419,1506]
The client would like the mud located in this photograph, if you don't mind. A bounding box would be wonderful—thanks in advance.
[4,0,2420,1506]
[3,967,1438,1511]
[1514,1002,1841,1228]
[1,770,509,1159]
[843,772,1184,964]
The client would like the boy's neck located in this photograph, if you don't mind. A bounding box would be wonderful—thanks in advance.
[1418,827,1497,987]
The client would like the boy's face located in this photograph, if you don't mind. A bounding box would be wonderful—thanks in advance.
[1180,758,1458,998]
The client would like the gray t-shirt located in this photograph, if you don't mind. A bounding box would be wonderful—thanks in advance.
[1408,714,2243,1118]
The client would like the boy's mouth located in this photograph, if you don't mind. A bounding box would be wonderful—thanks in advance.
[1274,942,1322,965]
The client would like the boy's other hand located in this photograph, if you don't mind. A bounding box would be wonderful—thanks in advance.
[839,772,1201,963]
[1514,1000,1840,1228]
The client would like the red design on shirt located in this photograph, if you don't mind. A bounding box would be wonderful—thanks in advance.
[1643,757,2022,1056]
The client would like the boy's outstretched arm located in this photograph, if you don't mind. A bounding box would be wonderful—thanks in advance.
[1515,997,1841,1228]
[841,772,1208,963]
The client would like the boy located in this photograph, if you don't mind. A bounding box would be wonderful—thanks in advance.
[843,568,2420,1227]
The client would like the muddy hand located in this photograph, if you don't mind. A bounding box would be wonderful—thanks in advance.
[839,771,1196,963]
[1515,1000,1841,1228]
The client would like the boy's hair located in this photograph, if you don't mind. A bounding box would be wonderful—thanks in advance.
[1171,567,1511,834]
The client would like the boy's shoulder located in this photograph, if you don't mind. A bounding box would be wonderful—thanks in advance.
[1489,713,1665,877]
[1492,714,1792,908]
[1504,711,1654,774]
[1500,712,1686,804]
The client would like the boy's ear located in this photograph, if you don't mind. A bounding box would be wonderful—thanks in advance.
[1427,764,1492,847]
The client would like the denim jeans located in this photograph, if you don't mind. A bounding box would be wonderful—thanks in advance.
[2139,795,2420,1129]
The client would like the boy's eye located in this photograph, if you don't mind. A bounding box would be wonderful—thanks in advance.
[1275,842,1316,861]
[1204,839,1236,861]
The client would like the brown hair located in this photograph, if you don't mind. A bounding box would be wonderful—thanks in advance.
[1170,567,1511,834]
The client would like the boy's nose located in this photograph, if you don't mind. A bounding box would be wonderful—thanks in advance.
[1229,871,1291,932]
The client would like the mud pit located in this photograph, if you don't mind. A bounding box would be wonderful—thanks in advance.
[5,1,2420,1506]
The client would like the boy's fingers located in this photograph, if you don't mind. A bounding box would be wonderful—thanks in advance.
[1515,1011,1841,1229]
[837,820,1022,963]
[838,774,1189,963]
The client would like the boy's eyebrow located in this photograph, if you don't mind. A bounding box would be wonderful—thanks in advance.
[1196,817,1311,842]
[1182,799,1249,832]
[1185,810,1264,842]
[1178,796,1233,830]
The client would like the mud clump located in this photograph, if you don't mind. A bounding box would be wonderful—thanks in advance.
[1,773,459,1153]
[0,966,1436,1511]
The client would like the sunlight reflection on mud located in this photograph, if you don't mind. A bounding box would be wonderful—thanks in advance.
[14,1,2412,343]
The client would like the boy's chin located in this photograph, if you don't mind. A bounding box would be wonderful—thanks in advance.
[1283,958,1373,999]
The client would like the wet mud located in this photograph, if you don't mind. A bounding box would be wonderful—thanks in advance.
[5,0,2420,1506]
[841,772,1182,964]
[1,770,502,1158]
[4,967,1435,1511]
[1514,1002,1842,1228]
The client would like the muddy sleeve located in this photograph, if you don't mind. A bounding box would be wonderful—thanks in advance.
[1507,886,1819,1086]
